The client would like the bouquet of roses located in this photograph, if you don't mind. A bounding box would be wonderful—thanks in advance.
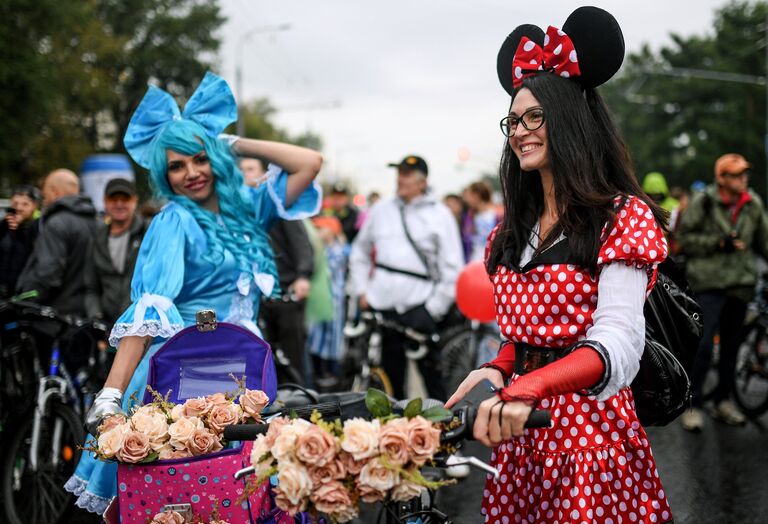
[150,508,230,524]
[87,381,270,464]
[247,389,454,523]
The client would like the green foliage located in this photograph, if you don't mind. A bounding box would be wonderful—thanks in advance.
[365,388,392,418]
[234,98,324,150]
[403,398,423,419]
[602,1,768,196]
[0,0,224,189]
[421,406,453,422]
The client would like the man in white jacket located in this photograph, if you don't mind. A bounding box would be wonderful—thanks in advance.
[350,155,464,400]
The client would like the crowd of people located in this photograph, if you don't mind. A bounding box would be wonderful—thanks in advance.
[2,5,767,523]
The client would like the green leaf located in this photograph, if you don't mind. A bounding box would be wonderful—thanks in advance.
[421,406,453,422]
[403,398,423,419]
[365,388,392,418]
[140,451,159,463]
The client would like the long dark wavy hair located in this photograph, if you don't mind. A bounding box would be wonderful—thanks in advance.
[486,73,666,275]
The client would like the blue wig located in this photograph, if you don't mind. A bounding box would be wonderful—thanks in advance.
[148,119,279,294]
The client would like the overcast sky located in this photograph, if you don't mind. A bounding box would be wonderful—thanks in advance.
[216,0,730,199]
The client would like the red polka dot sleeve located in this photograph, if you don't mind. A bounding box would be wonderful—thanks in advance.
[483,223,502,278]
[598,196,668,291]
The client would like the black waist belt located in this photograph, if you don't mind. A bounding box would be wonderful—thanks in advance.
[374,262,431,281]
[514,342,570,376]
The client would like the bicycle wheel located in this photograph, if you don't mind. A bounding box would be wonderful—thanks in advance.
[1,401,84,524]
[351,366,394,397]
[440,325,501,396]
[733,325,768,417]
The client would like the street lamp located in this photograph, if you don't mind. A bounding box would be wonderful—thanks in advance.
[235,23,291,136]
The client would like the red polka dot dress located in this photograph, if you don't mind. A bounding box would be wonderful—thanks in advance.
[481,196,673,524]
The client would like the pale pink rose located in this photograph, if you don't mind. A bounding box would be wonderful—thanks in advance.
[339,451,366,475]
[332,504,359,523]
[295,424,338,467]
[264,416,290,447]
[391,470,426,502]
[271,419,311,462]
[239,389,270,420]
[170,404,186,422]
[341,418,380,461]
[151,510,185,524]
[356,481,387,503]
[310,480,353,515]
[98,414,126,434]
[116,430,151,463]
[406,416,441,466]
[358,457,399,491]
[134,404,164,417]
[186,428,223,456]
[157,445,190,460]
[273,486,307,516]
[309,458,346,486]
[97,423,131,459]
[208,403,241,434]
[276,462,313,506]
[168,416,204,450]
[378,417,410,466]
[130,410,169,451]
[249,434,275,477]
[183,396,213,417]
[206,392,228,406]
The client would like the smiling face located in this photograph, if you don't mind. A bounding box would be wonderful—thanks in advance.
[166,149,218,211]
[508,88,549,173]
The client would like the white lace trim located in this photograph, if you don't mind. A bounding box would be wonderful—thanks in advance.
[265,163,322,220]
[64,475,113,515]
[109,320,183,347]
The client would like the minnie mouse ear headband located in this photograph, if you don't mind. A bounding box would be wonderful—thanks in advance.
[123,72,237,168]
[496,6,625,96]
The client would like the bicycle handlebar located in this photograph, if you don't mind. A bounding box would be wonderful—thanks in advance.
[222,406,550,442]
[0,298,108,332]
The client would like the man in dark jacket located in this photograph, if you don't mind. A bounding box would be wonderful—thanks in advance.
[260,220,315,384]
[17,169,98,315]
[0,185,41,297]
[84,178,149,326]
[677,153,768,431]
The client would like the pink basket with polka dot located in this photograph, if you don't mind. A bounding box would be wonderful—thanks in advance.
[115,441,291,523]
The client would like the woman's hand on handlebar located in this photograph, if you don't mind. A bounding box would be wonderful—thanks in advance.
[474,396,533,447]
[445,367,504,409]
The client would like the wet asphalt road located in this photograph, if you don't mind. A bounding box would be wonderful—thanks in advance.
[69,409,768,524]
[423,410,768,524]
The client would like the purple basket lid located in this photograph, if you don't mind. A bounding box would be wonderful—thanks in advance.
[143,322,278,405]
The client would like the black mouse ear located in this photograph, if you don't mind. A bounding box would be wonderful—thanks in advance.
[562,6,624,89]
[497,24,545,96]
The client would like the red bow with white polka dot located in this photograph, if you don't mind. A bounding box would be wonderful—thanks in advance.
[511,26,581,88]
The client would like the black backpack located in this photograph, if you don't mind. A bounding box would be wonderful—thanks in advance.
[631,256,703,426]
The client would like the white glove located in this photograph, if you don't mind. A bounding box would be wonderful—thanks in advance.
[218,133,241,153]
[85,387,124,435]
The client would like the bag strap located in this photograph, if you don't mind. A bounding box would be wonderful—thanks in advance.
[399,204,438,282]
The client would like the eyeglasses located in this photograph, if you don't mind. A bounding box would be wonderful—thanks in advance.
[722,170,750,179]
[499,107,546,137]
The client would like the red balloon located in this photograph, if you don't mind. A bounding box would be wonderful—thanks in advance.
[455,260,496,323]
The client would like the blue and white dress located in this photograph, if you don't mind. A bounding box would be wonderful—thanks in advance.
[65,166,321,514]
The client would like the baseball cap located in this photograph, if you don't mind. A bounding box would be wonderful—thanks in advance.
[104,178,137,198]
[330,183,349,195]
[714,154,751,177]
[388,155,429,176]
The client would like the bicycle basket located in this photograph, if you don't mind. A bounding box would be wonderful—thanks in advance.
[143,321,278,405]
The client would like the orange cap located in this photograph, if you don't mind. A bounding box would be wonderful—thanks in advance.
[715,153,751,177]
[312,215,342,236]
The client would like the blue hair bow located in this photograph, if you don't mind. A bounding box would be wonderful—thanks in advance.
[124,72,237,168]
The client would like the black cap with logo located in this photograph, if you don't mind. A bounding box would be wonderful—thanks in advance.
[104,178,137,198]
[388,155,428,176]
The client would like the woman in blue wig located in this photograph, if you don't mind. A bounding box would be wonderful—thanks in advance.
[64,72,322,514]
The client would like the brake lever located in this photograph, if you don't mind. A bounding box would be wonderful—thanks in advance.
[437,454,500,481]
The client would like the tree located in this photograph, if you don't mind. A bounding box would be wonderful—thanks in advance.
[0,0,225,189]
[236,98,324,150]
[601,1,768,196]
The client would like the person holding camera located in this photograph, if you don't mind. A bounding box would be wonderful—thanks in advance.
[0,185,41,297]
[677,153,768,431]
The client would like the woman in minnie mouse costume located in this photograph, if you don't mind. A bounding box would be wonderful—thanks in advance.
[445,7,673,523]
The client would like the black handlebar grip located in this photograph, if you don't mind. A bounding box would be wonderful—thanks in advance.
[223,423,269,441]
[525,409,551,428]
